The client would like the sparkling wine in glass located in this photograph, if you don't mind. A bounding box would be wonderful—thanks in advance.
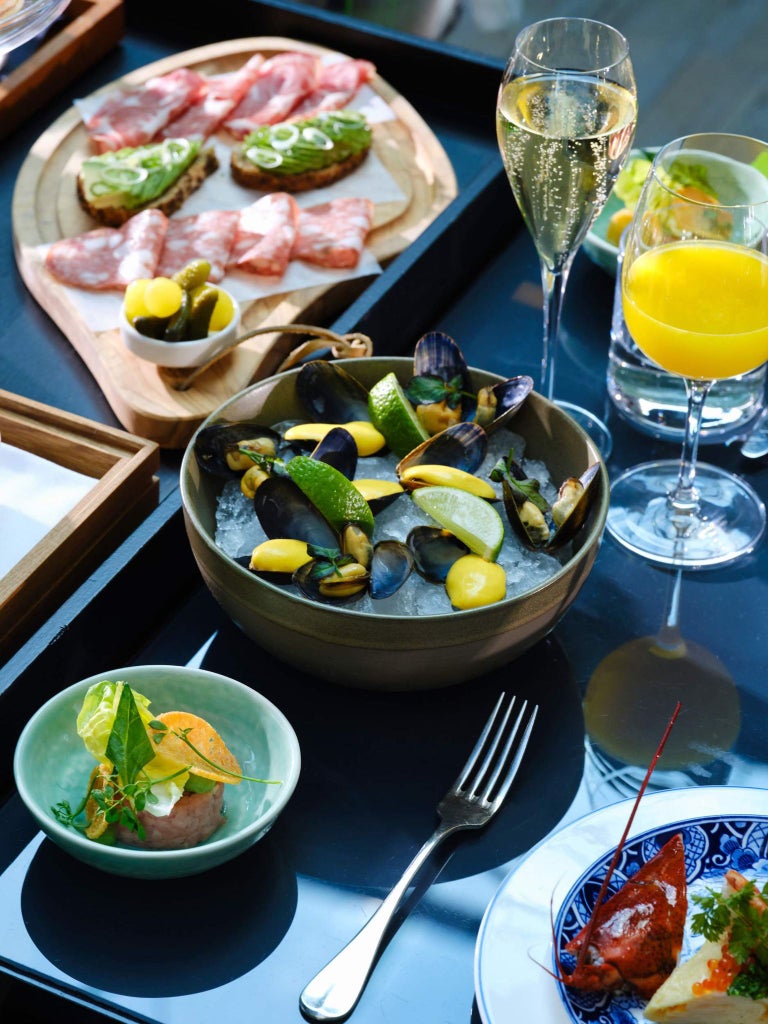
[496,18,638,458]
[607,132,768,568]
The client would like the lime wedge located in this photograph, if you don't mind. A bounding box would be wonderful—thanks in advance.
[286,455,375,538]
[412,486,504,561]
[368,372,429,458]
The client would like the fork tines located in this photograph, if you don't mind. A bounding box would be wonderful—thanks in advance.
[457,693,538,808]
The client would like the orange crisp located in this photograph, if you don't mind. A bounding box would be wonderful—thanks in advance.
[150,711,242,784]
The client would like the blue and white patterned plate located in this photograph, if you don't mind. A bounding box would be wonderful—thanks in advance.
[475,787,768,1024]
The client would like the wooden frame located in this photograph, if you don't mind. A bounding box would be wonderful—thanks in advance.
[0,390,159,659]
[0,0,125,141]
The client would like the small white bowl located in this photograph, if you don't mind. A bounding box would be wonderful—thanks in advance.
[120,290,241,368]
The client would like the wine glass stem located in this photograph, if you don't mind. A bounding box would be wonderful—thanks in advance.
[668,379,713,524]
[540,262,572,401]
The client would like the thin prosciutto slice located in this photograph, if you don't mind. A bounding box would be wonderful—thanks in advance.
[292,197,374,269]
[86,68,206,152]
[229,193,300,277]
[288,59,376,120]
[156,209,240,282]
[44,209,168,290]
[157,54,265,141]
[223,52,320,138]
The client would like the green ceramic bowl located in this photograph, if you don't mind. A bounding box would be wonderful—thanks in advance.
[13,665,301,879]
[180,357,609,691]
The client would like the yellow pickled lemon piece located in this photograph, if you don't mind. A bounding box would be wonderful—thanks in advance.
[123,278,151,321]
[150,711,242,784]
[283,421,386,457]
[368,372,429,457]
[400,464,496,499]
[209,288,236,332]
[445,555,506,610]
[412,485,504,561]
[353,478,404,502]
[286,454,375,537]
[144,277,184,318]
[606,207,634,247]
[249,538,312,574]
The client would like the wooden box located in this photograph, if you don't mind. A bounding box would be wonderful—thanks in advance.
[0,390,159,659]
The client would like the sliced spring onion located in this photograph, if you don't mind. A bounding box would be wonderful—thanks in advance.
[161,138,193,165]
[245,146,284,169]
[101,165,150,185]
[269,124,300,150]
[300,126,333,150]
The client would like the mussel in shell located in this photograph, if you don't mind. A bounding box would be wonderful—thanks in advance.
[293,558,370,603]
[396,422,488,481]
[501,459,601,552]
[369,540,414,599]
[254,475,338,549]
[194,422,282,478]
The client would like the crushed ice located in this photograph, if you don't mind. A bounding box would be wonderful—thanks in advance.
[214,427,567,616]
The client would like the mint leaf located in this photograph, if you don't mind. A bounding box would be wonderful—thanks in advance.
[105,685,154,786]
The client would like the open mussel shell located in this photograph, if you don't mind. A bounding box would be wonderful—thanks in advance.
[254,475,338,549]
[310,426,358,480]
[396,421,488,483]
[476,375,534,433]
[369,540,413,600]
[407,526,470,583]
[293,559,370,604]
[549,462,602,550]
[413,331,472,392]
[194,422,282,478]
[296,360,371,424]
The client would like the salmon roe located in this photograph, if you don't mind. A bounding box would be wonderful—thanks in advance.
[692,946,740,995]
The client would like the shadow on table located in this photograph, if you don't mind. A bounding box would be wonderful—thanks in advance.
[198,616,585,889]
[20,821,297,997]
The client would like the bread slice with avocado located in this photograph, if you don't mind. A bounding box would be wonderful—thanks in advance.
[230,110,372,193]
[77,138,219,227]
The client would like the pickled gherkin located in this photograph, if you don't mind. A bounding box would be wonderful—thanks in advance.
[173,259,212,292]
[187,285,219,340]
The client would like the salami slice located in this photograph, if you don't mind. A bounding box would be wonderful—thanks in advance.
[291,197,374,269]
[44,209,168,290]
[223,52,320,138]
[288,59,376,121]
[45,206,167,290]
[86,68,206,152]
[157,54,265,142]
[156,210,240,282]
[228,193,300,277]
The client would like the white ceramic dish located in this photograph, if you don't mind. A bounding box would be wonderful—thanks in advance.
[475,786,768,1024]
[120,289,240,368]
[13,663,301,879]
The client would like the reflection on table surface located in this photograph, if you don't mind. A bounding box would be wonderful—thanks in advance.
[2,1,768,1022]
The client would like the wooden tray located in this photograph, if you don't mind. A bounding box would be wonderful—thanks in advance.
[0,0,124,140]
[0,390,159,659]
[12,36,458,449]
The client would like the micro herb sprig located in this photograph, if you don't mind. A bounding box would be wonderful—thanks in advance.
[405,373,474,410]
[691,878,768,998]
[305,544,355,580]
[53,684,281,841]
[238,446,284,474]
[489,448,549,512]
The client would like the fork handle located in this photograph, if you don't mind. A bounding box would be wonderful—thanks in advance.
[300,820,459,1021]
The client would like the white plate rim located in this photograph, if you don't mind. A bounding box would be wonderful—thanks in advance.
[474,785,768,1024]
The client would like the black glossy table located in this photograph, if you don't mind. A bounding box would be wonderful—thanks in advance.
[2,2,768,1022]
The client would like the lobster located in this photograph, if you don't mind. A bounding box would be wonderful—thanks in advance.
[549,701,688,999]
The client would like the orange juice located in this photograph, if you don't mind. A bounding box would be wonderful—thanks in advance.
[622,241,768,379]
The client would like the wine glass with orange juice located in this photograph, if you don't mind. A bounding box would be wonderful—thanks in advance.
[607,133,768,568]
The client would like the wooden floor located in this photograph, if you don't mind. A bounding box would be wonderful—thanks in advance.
[304,0,768,148]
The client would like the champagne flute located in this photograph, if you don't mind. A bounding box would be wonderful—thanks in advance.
[496,18,637,458]
[607,133,768,568]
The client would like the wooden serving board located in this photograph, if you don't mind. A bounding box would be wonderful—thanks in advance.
[12,36,458,449]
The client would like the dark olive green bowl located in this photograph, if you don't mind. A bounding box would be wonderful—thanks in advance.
[179,357,608,690]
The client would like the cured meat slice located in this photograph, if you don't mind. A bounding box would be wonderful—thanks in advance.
[156,209,240,282]
[44,208,168,290]
[157,54,265,141]
[86,68,206,152]
[292,197,374,269]
[229,193,300,277]
[288,59,376,120]
[223,52,320,138]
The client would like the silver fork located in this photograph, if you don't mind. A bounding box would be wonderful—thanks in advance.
[299,692,539,1022]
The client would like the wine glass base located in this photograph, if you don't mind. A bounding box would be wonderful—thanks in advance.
[606,459,766,569]
[555,400,613,460]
